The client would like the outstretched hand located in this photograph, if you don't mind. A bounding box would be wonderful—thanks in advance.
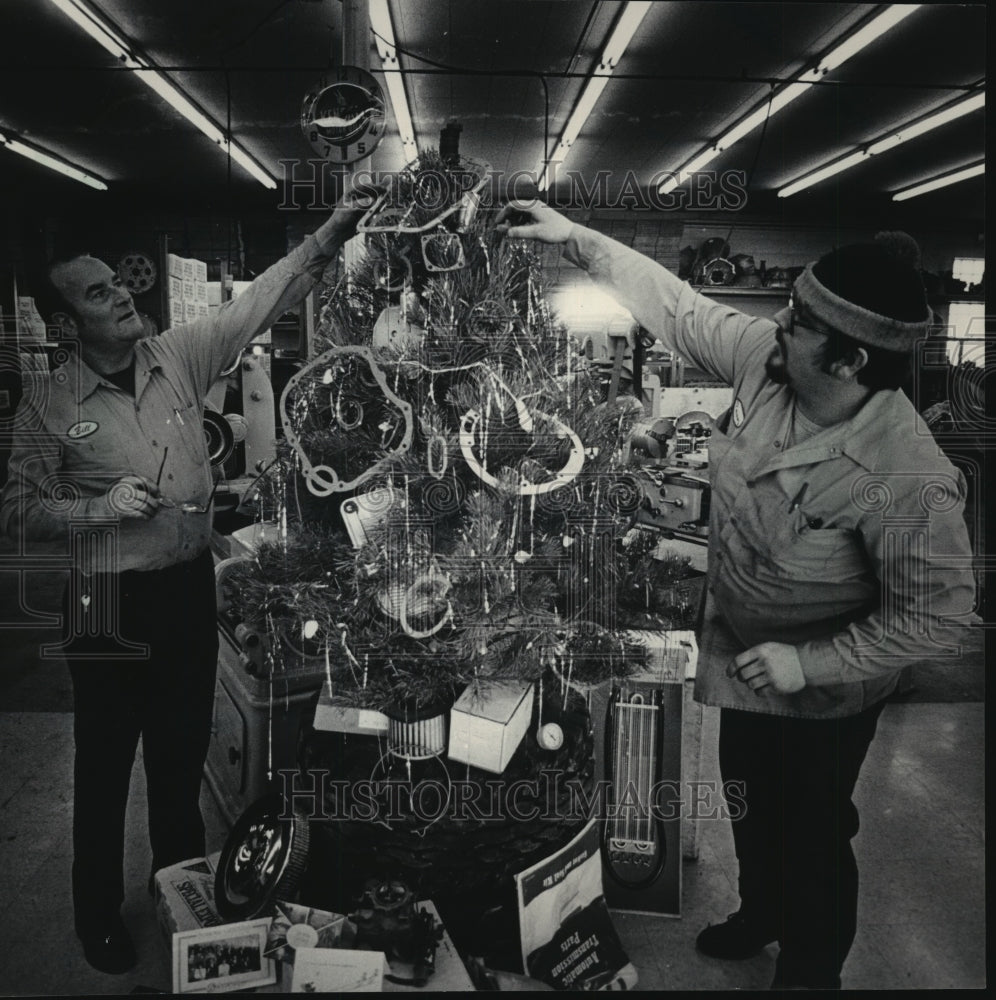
[327,177,390,236]
[495,199,574,245]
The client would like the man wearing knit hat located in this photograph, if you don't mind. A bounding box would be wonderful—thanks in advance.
[497,202,976,989]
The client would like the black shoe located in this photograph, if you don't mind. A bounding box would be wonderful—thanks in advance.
[79,915,136,975]
[696,911,777,960]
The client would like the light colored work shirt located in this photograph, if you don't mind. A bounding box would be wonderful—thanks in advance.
[565,225,977,718]
[1,223,343,573]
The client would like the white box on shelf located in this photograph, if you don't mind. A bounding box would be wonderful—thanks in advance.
[448,680,534,774]
[195,280,208,302]
[184,301,199,323]
[181,257,196,280]
[167,253,185,278]
[192,258,207,282]
[182,278,195,301]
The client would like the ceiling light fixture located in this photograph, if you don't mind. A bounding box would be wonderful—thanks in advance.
[369,0,419,164]
[538,1,653,191]
[658,4,921,195]
[778,89,985,197]
[0,129,108,190]
[46,0,276,189]
[892,161,984,201]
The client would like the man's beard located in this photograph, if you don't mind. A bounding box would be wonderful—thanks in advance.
[765,348,791,385]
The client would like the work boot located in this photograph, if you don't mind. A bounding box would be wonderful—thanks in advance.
[79,913,136,975]
[696,911,777,960]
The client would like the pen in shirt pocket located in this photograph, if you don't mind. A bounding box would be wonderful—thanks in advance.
[788,482,809,513]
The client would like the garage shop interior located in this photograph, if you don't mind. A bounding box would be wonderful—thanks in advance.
[0,0,985,993]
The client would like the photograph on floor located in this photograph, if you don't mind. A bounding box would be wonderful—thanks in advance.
[0,0,986,994]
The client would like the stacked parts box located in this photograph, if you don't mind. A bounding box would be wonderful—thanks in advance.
[448,680,534,774]
[154,853,224,946]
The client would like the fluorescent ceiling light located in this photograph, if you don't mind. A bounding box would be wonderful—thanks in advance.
[892,162,984,201]
[867,91,985,154]
[46,0,276,188]
[659,4,921,194]
[778,151,870,198]
[369,0,419,163]
[778,89,985,197]
[539,1,653,190]
[0,129,108,190]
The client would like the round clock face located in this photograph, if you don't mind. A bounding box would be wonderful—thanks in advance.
[301,66,386,164]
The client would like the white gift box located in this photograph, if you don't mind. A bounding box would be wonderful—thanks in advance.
[448,680,534,774]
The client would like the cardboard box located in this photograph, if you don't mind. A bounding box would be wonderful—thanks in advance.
[169,275,182,299]
[193,258,208,282]
[169,297,185,324]
[619,630,698,681]
[195,280,208,302]
[154,853,224,946]
[313,690,389,736]
[197,302,210,318]
[184,300,199,322]
[448,680,534,774]
[182,257,196,281]
[182,278,195,301]
[167,253,185,278]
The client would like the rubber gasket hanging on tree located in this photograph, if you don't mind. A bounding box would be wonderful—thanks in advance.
[280,345,414,496]
[458,407,585,497]
[215,793,311,921]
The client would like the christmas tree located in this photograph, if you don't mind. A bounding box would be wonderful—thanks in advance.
[225,149,699,716]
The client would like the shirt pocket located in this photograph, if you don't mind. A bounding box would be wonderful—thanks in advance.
[168,400,208,465]
[781,511,866,580]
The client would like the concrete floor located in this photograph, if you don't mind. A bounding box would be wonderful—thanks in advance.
[0,697,985,993]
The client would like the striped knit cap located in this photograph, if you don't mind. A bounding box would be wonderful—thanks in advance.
[792,231,930,351]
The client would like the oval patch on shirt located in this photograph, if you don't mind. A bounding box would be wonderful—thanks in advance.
[732,398,745,427]
[67,421,99,439]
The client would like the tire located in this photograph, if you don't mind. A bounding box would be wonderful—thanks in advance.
[215,793,311,921]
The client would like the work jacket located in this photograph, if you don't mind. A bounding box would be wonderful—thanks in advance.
[565,225,977,718]
[1,223,345,574]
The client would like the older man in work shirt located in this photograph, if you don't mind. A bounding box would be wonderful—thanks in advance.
[1,186,376,974]
[497,200,977,989]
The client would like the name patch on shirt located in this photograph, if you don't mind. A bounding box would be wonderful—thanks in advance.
[732,398,745,427]
[67,420,99,440]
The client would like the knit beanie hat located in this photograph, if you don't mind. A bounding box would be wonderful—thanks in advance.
[791,231,930,352]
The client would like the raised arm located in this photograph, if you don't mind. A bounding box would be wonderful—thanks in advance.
[160,182,383,395]
[497,199,774,388]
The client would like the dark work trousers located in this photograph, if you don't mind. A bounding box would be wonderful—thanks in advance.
[64,548,218,934]
[719,701,886,989]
